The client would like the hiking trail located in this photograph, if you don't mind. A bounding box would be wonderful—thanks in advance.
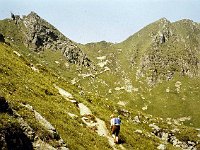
[55,85,126,150]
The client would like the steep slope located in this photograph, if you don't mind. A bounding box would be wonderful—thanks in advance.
[0,12,91,67]
[1,13,200,150]
[1,41,200,149]
[117,18,200,84]
[80,18,200,128]
[0,42,112,149]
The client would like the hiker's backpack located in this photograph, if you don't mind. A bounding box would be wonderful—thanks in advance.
[114,118,121,125]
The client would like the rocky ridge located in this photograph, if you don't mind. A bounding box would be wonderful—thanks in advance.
[11,12,91,67]
[123,18,200,85]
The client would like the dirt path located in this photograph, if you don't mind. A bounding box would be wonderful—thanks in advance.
[77,102,118,150]
[55,86,126,150]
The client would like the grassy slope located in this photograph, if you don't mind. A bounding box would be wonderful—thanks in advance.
[0,43,112,149]
[0,17,200,149]
[80,19,200,128]
[0,43,174,149]
[0,19,25,46]
[3,40,194,149]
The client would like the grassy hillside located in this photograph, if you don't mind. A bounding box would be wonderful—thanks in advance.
[2,38,200,149]
[0,43,111,149]
[0,14,200,149]
[2,41,192,150]
[80,18,200,128]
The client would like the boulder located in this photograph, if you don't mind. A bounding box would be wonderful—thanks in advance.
[0,126,33,150]
[157,144,166,150]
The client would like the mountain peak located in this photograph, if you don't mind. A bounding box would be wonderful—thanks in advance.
[24,11,41,22]
[159,17,168,21]
[27,11,39,18]
[156,17,171,24]
[0,12,92,67]
[22,12,92,66]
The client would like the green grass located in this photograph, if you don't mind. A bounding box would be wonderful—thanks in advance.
[79,18,200,128]
[0,16,200,149]
[0,42,184,149]
[0,43,111,149]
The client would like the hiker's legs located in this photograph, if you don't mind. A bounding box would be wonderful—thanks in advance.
[115,136,119,143]
[112,134,116,142]
[115,126,120,143]
[111,125,120,143]
[111,126,116,141]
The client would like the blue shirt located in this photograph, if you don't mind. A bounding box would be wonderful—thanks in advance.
[111,117,121,126]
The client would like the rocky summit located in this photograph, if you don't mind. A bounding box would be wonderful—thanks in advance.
[0,12,200,150]
[2,12,91,66]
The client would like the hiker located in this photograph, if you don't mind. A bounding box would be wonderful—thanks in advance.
[110,114,121,144]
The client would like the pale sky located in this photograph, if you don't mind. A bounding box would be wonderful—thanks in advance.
[0,0,199,44]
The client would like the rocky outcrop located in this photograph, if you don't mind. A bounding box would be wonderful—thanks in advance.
[0,96,33,150]
[21,12,91,66]
[150,124,198,150]
[152,18,172,45]
[11,13,21,24]
[21,103,69,150]
[0,126,34,150]
[0,96,69,150]
[135,18,200,85]
[22,104,59,139]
